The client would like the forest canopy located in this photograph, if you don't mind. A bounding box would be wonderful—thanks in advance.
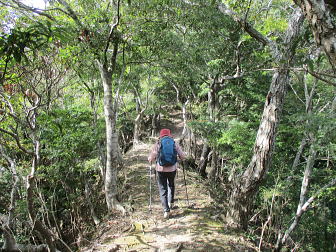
[0,0,335,251]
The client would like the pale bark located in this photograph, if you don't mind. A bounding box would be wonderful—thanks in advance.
[276,77,333,249]
[133,100,142,144]
[292,138,307,171]
[0,147,19,231]
[287,74,314,182]
[132,84,142,144]
[27,176,56,252]
[217,2,272,47]
[172,84,190,138]
[133,121,141,144]
[53,0,123,213]
[280,145,316,244]
[26,132,57,252]
[225,8,304,228]
[181,100,189,135]
[0,148,20,251]
[292,78,316,218]
[18,90,57,251]
[294,0,336,69]
[173,83,180,104]
[97,61,125,214]
[0,26,67,252]
[276,177,336,251]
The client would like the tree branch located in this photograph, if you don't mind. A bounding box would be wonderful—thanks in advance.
[217,2,273,47]
[303,66,336,87]
[279,177,336,248]
[294,0,336,70]
[0,128,34,155]
[247,67,336,87]
[56,0,83,28]
[0,0,55,21]
[104,0,121,64]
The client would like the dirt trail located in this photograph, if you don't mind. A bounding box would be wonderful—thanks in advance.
[82,114,257,252]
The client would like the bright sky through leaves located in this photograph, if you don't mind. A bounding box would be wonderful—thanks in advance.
[22,0,47,9]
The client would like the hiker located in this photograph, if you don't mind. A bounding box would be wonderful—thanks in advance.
[148,128,186,219]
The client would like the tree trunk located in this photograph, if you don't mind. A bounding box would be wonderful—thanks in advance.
[151,112,160,137]
[23,103,58,251]
[133,97,142,145]
[181,99,189,137]
[133,86,152,144]
[84,181,100,225]
[1,154,20,251]
[227,71,291,228]
[1,224,18,251]
[205,77,220,181]
[89,82,106,179]
[294,0,336,69]
[276,143,317,250]
[0,146,20,233]
[292,138,307,171]
[226,9,304,229]
[27,176,57,252]
[275,178,336,251]
[276,75,332,250]
[133,115,141,144]
[208,78,219,122]
[209,150,218,181]
[198,143,210,178]
[97,61,125,213]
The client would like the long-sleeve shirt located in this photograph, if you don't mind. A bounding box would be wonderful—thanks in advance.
[148,140,186,172]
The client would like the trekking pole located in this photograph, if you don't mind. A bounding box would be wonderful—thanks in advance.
[181,161,190,207]
[149,163,152,212]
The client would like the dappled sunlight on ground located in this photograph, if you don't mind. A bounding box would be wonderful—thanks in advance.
[82,114,257,251]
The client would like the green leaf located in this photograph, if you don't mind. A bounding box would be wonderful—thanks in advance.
[13,49,21,63]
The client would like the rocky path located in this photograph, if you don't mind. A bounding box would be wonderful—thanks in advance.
[82,141,257,252]
[82,114,257,251]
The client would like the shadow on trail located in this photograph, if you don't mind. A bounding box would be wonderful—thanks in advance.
[81,115,257,251]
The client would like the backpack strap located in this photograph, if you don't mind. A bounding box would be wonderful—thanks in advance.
[156,138,161,163]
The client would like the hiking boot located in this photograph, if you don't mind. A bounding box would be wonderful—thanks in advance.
[163,211,170,219]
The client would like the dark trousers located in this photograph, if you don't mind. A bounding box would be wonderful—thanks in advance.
[157,170,176,212]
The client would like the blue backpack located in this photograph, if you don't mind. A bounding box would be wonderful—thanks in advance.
[158,136,177,166]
